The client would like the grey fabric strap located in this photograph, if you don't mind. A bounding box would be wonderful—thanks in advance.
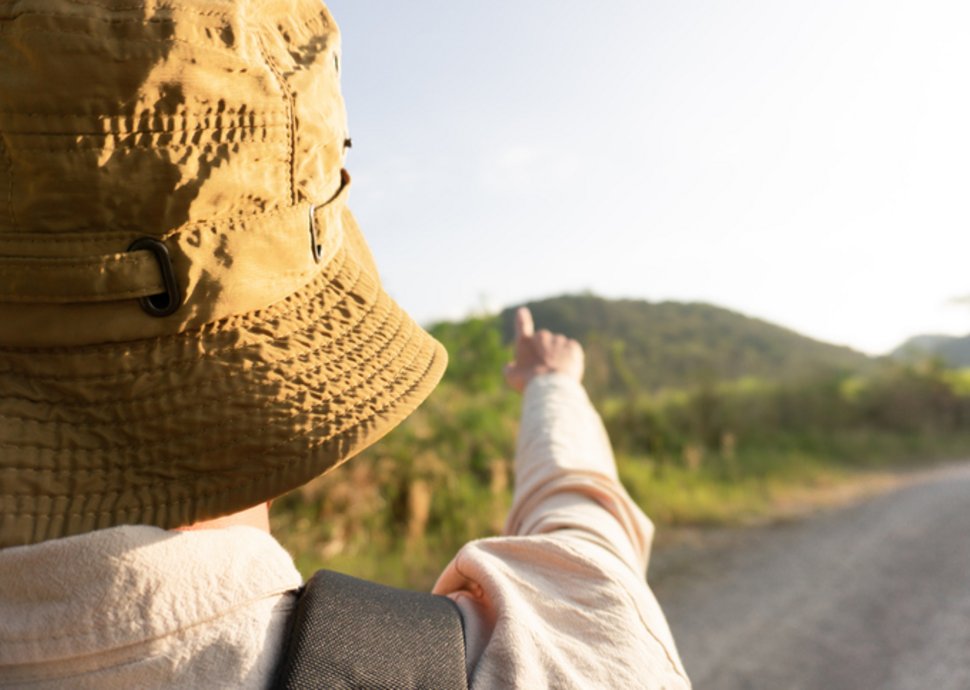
[272,569,470,690]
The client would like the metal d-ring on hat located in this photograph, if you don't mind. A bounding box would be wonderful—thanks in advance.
[0,1,447,548]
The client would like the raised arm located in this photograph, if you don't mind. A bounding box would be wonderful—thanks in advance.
[502,307,653,573]
[434,308,690,688]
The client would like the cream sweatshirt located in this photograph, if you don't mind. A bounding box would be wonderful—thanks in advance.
[0,374,690,689]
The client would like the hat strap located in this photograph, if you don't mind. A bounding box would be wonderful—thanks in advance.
[0,171,350,308]
[0,247,167,304]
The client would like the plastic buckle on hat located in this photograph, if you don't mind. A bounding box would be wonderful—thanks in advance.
[127,237,183,317]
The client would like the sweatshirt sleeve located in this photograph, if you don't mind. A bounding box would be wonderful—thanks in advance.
[505,373,655,574]
[433,373,690,689]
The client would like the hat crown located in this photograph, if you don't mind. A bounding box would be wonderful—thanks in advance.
[0,0,347,237]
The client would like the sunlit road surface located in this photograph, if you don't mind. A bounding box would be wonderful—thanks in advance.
[649,463,970,690]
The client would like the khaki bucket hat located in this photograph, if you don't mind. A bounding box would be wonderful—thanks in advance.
[0,1,447,547]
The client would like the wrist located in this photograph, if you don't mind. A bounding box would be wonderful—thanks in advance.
[522,370,583,395]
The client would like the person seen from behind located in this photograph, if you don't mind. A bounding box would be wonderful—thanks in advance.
[0,1,688,687]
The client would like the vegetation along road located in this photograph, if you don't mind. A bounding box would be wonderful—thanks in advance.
[650,462,970,690]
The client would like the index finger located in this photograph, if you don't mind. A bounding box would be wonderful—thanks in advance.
[515,306,535,340]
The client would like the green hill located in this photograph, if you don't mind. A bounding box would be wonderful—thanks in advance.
[485,294,874,395]
[893,334,970,368]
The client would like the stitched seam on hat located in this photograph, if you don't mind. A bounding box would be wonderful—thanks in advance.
[8,123,286,137]
[14,141,281,152]
[0,288,163,304]
[0,196,308,246]
[0,233,134,242]
[0,323,430,491]
[0,254,144,268]
[0,282,395,414]
[255,34,295,206]
[60,0,230,17]
[3,265,314,304]
[0,108,275,118]
[48,0,230,18]
[0,232,147,244]
[8,25,245,64]
[0,132,13,229]
[2,9,229,25]
[0,311,411,460]
[3,4,255,61]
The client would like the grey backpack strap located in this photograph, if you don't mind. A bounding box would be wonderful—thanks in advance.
[272,569,469,690]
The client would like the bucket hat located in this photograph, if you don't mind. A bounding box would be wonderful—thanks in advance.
[0,0,447,547]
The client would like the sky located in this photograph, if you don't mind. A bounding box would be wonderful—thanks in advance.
[325,1,970,355]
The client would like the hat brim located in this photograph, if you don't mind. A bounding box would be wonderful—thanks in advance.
[0,230,447,548]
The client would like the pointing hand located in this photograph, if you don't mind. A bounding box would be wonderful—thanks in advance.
[504,307,585,393]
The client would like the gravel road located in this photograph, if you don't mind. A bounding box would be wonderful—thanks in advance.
[649,463,970,690]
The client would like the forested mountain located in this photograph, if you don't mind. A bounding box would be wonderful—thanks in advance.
[893,334,970,368]
[424,295,875,395]
[435,294,874,396]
